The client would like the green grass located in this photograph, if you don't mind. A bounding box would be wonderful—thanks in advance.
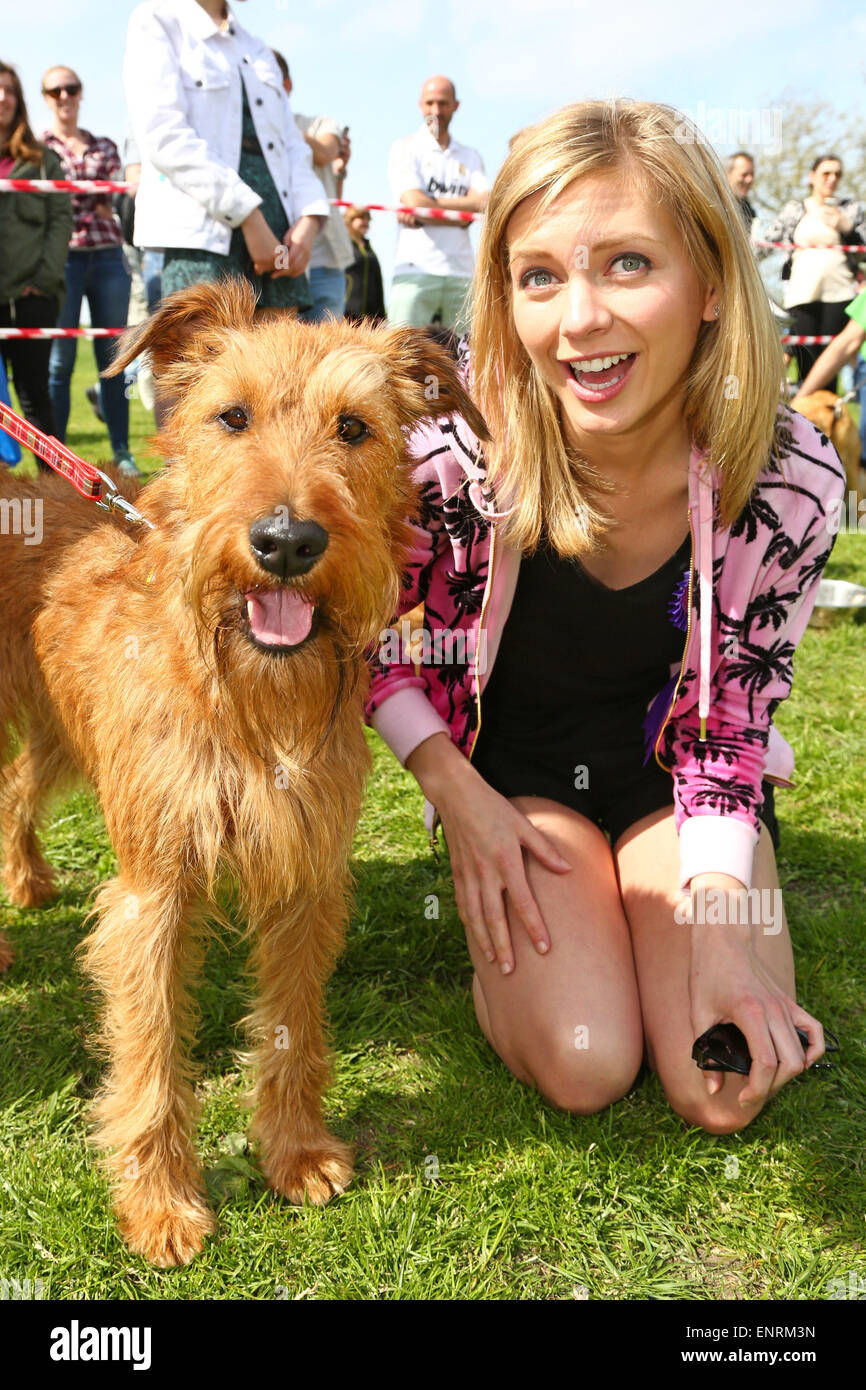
[0,346,864,1300]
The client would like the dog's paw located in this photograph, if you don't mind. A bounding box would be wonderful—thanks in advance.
[0,936,14,973]
[119,1200,216,1268]
[265,1138,354,1207]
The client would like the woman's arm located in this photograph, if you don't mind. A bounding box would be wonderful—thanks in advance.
[364,437,456,761]
[406,731,570,971]
[753,200,800,261]
[687,869,825,1103]
[793,317,866,397]
[282,104,331,227]
[303,128,340,168]
[667,420,847,892]
[29,147,73,295]
[366,427,571,973]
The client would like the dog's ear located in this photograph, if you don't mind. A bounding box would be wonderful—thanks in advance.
[103,277,259,382]
[381,328,490,442]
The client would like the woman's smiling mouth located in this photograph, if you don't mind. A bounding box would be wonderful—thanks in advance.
[563,352,638,400]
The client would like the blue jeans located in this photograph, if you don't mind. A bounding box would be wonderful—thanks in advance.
[855,356,866,463]
[142,250,164,313]
[298,267,347,323]
[49,245,131,455]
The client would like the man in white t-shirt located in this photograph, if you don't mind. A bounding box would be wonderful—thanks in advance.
[387,75,488,332]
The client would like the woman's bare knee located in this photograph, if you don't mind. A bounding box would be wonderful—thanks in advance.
[514,1035,642,1114]
[665,1088,766,1134]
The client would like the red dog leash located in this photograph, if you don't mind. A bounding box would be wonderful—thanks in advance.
[0,399,153,529]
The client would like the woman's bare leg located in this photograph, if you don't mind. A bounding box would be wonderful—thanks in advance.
[467,796,645,1113]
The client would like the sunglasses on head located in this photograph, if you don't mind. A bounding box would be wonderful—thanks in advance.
[43,83,81,99]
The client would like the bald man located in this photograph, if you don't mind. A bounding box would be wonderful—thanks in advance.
[387,75,488,332]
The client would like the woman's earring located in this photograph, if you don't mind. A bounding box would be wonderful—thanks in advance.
[713,303,721,318]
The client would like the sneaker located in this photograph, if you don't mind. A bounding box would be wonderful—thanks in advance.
[85,384,104,422]
[114,450,141,479]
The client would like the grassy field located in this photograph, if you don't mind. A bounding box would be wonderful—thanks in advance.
[0,344,863,1301]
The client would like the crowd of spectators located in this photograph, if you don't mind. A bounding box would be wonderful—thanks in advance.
[2,0,865,474]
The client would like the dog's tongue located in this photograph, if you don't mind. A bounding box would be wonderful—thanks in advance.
[246,589,313,647]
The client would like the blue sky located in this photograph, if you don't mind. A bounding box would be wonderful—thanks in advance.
[6,0,866,291]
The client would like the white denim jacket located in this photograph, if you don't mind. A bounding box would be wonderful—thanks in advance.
[124,0,329,252]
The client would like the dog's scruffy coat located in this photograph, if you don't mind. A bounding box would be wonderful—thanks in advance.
[0,279,487,1265]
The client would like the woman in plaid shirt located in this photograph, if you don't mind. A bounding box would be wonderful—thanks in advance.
[42,65,136,475]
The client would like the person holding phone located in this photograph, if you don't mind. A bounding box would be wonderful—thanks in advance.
[272,52,354,323]
[760,156,866,382]
[366,101,845,1132]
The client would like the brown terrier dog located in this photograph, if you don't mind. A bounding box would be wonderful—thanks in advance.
[0,278,487,1266]
[791,389,863,503]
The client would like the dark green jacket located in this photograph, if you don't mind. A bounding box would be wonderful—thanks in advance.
[0,146,73,304]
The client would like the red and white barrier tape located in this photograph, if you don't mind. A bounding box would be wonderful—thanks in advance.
[779,335,835,346]
[330,198,476,223]
[0,178,133,194]
[754,238,866,254]
[14,183,866,241]
[0,327,124,339]
[0,179,478,222]
[0,179,479,222]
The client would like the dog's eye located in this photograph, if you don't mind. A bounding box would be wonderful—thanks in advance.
[219,407,249,432]
[337,414,370,445]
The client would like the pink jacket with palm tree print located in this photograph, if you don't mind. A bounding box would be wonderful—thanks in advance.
[365,400,846,891]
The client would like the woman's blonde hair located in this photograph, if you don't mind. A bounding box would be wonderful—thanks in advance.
[471,100,785,556]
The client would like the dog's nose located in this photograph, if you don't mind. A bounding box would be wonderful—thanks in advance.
[248,514,329,579]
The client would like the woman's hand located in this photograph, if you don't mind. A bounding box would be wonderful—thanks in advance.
[407,733,572,974]
[241,207,288,276]
[280,215,323,277]
[688,876,825,1104]
[820,203,842,232]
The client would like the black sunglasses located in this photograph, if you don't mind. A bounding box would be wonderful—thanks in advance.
[43,83,81,99]
[693,1021,839,1074]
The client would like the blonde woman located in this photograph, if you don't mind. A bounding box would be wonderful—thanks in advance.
[366,101,845,1131]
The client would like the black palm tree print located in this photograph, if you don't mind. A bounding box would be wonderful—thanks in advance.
[730,493,782,544]
[797,546,834,590]
[740,587,799,635]
[725,636,796,718]
[436,659,472,730]
[762,527,816,572]
[674,771,758,816]
[676,724,767,769]
[440,485,490,551]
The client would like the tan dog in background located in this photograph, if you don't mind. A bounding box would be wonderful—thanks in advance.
[791,389,864,503]
[0,278,487,1266]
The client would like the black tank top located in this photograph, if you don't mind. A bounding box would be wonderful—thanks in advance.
[473,529,691,758]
